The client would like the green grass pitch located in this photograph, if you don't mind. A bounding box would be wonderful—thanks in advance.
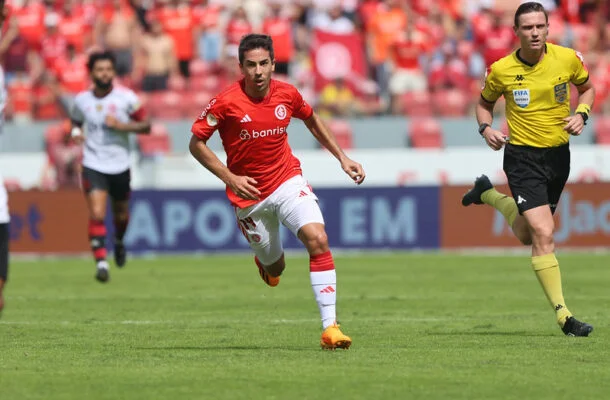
[1,253,609,399]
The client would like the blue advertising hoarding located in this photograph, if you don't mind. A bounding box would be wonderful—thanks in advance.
[112,187,440,253]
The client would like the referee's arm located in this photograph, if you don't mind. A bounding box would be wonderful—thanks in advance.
[476,96,506,151]
[564,80,595,136]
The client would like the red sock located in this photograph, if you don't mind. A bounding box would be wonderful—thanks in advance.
[310,251,335,272]
[88,219,107,261]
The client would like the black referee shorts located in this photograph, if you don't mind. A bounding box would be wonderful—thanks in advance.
[81,167,131,201]
[503,143,570,215]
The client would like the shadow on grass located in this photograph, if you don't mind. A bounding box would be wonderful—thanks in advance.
[134,345,316,351]
[427,331,556,337]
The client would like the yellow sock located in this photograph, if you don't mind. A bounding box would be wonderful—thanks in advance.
[531,253,572,326]
[480,188,518,227]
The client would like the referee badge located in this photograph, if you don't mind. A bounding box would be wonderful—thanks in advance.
[513,89,530,108]
[554,83,567,103]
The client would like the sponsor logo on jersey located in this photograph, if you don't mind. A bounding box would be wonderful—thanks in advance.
[239,126,286,140]
[554,82,567,103]
[512,89,530,108]
[274,104,287,120]
[198,98,217,119]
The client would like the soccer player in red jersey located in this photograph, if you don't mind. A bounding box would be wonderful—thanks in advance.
[190,34,366,350]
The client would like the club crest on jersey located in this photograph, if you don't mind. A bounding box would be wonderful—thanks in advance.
[206,113,218,127]
[513,89,530,108]
[554,82,567,103]
[96,104,103,112]
[274,104,287,120]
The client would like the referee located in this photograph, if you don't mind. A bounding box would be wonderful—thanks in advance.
[462,2,595,336]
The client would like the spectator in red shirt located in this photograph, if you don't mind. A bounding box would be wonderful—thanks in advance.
[13,0,45,51]
[428,40,469,92]
[194,0,224,63]
[0,12,43,84]
[55,44,90,97]
[225,6,252,47]
[40,12,68,72]
[262,1,294,76]
[154,0,198,78]
[59,0,92,53]
[477,10,517,67]
[388,23,428,114]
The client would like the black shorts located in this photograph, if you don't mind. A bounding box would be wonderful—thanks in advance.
[81,167,131,201]
[503,143,570,215]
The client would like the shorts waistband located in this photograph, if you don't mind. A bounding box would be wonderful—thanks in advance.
[506,142,569,153]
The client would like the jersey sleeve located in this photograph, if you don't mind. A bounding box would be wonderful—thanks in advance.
[191,97,225,140]
[570,50,589,86]
[291,86,314,120]
[480,65,504,103]
[126,90,147,121]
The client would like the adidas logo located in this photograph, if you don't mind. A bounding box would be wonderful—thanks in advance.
[320,286,335,294]
[240,114,252,123]
[298,190,308,197]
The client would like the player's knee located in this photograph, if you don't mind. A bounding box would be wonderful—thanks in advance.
[90,210,105,221]
[529,224,554,250]
[305,230,329,254]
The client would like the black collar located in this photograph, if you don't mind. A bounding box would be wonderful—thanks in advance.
[516,44,547,67]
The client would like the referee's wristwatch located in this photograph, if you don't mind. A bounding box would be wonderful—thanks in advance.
[478,123,491,137]
[576,112,589,125]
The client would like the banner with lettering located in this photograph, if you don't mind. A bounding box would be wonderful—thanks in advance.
[107,187,440,253]
[441,183,610,248]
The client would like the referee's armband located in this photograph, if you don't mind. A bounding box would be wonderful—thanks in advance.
[575,103,591,124]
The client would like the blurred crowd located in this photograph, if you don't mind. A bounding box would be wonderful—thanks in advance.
[1,0,609,123]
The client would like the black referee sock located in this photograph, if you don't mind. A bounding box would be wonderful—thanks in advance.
[0,223,9,282]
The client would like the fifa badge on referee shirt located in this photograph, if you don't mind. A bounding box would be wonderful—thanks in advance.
[513,89,530,108]
[554,83,567,103]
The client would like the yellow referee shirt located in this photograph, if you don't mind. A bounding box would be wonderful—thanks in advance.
[481,43,589,148]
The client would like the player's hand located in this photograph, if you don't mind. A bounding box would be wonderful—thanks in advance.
[563,114,585,136]
[104,115,124,131]
[341,157,365,185]
[72,135,85,145]
[228,175,261,201]
[482,128,508,151]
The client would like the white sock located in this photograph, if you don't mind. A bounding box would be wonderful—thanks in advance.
[310,269,336,329]
[97,260,109,270]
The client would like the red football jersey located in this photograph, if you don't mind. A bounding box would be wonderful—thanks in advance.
[191,79,314,208]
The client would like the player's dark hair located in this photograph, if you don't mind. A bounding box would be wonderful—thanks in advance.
[514,2,548,27]
[238,34,274,65]
[87,50,116,72]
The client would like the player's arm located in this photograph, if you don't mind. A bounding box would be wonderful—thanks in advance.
[188,135,260,200]
[303,111,365,185]
[70,101,86,145]
[105,98,152,134]
[563,80,595,136]
[105,116,151,134]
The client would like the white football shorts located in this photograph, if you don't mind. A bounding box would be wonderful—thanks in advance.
[234,175,324,265]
